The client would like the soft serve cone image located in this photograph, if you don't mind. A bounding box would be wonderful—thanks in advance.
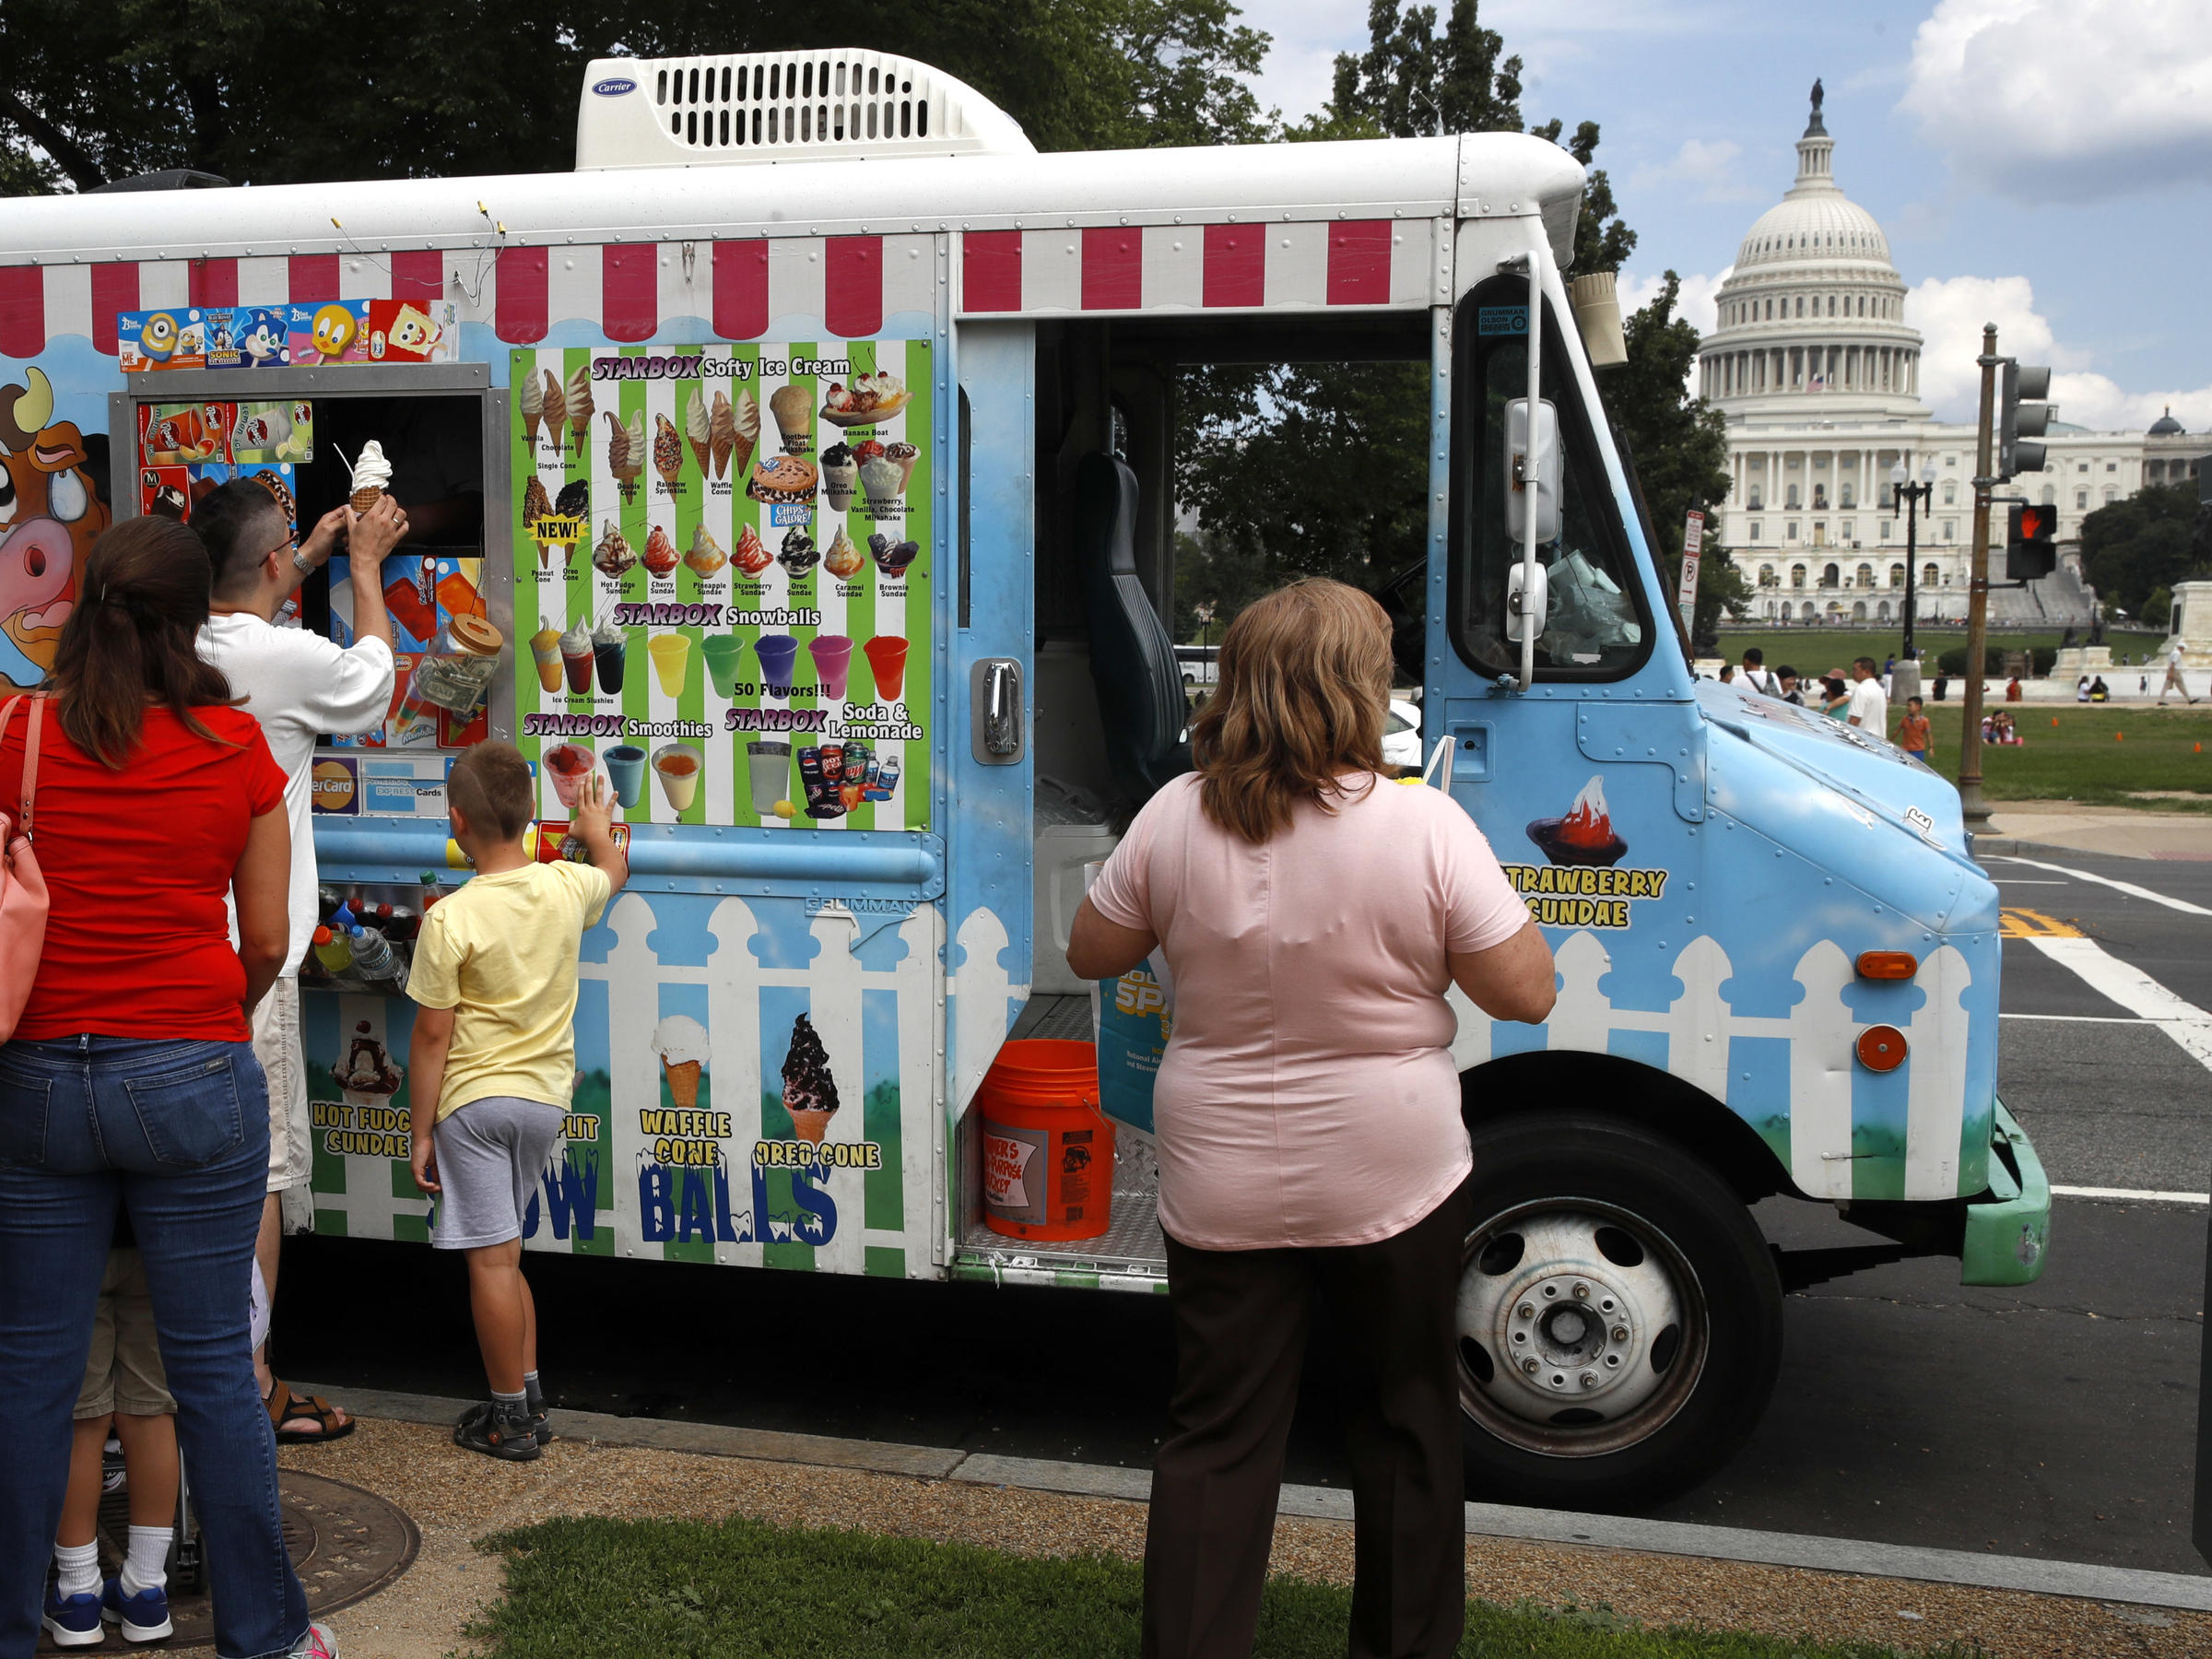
[1526,775,1629,868]
[565,362,594,457]
[685,388,712,476]
[522,477,554,567]
[653,414,684,487]
[519,369,544,448]
[769,382,812,454]
[606,409,646,501]
[540,369,567,453]
[349,440,394,512]
[780,1012,839,1143]
[653,1015,710,1111]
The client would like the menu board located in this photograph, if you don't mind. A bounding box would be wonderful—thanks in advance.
[510,344,930,830]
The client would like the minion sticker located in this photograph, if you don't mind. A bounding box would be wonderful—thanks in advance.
[139,312,180,364]
[307,302,357,363]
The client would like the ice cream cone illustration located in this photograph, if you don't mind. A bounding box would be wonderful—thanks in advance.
[685,388,712,476]
[780,1013,838,1142]
[566,362,594,457]
[349,440,393,512]
[522,477,552,566]
[519,371,544,448]
[540,370,566,453]
[606,409,646,501]
[653,414,684,487]
[654,1016,709,1111]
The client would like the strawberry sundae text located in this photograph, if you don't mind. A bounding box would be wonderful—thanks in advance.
[1499,862,1670,931]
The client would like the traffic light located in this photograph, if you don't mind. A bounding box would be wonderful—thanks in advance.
[1998,360,2053,481]
[2006,501,2057,580]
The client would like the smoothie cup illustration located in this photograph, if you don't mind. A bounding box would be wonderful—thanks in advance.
[702,634,745,700]
[809,633,854,699]
[648,632,691,697]
[604,744,648,809]
[594,637,626,694]
[862,634,909,702]
[543,743,594,808]
[652,743,703,811]
[530,627,563,694]
[754,634,800,696]
[747,740,792,817]
[560,632,594,694]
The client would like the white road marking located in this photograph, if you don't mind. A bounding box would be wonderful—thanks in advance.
[1991,855,2212,918]
[2000,1011,2144,1023]
[2028,934,2212,1073]
[1992,877,2065,884]
[2052,1185,2210,1206]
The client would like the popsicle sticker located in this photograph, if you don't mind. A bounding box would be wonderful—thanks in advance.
[1526,775,1630,868]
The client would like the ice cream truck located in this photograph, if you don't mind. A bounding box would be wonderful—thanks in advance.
[0,48,2048,1508]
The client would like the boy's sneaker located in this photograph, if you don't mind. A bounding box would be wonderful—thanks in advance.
[288,1622,341,1657]
[453,1399,540,1461]
[42,1585,105,1647]
[101,1578,173,1643]
[458,1397,554,1451]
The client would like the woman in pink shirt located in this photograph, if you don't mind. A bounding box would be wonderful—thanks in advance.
[1070,580,1554,1659]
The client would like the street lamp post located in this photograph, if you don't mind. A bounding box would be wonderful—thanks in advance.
[1889,462,1937,664]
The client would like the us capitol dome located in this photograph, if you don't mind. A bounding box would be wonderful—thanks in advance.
[1698,88,2182,629]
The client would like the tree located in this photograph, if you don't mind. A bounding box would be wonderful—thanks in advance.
[2081,481,2205,616]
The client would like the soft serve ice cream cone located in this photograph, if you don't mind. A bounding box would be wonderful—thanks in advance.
[653,1016,710,1110]
[685,389,712,476]
[349,440,394,512]
[540,370,566,453]
[653,414,684,487]
[519,371,544,448]
[565,363,594,457]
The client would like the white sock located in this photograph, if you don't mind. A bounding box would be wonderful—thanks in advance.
[53,1539,100,1599]
[120,1526,171,1596]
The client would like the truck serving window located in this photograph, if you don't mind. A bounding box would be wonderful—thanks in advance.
[1448,276,1651,681]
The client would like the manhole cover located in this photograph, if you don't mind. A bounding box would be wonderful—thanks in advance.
[37,1469,417,1654]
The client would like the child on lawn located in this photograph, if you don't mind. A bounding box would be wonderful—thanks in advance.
[45,1230,180,1648]
[406,742,626,1461]
[1896,695,1931,762]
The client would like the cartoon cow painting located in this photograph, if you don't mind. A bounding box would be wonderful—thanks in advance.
[0,369,109,688]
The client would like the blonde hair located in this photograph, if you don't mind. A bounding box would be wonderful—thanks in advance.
[1189,579,1394,844]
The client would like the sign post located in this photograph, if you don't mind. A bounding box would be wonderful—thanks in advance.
[1677,510,1705,641]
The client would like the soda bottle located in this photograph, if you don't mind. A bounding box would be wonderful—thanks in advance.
[348,925,405,987]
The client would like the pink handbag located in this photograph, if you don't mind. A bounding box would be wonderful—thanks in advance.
[0,692,50,1042]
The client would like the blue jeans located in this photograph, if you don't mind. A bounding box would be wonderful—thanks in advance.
[0,1036,308,1659]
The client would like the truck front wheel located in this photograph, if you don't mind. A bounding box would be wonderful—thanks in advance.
[1455,1111,1783,1510]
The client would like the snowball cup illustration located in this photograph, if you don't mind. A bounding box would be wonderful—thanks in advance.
[1526,775,1630,867]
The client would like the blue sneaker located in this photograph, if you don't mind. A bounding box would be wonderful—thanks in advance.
[41,1585,104,1647]
[101,1579,172,1643]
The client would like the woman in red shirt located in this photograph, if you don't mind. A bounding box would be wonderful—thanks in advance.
[0,517,336,1659]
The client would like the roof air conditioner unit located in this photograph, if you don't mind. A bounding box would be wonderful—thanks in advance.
[576,51,1035,171]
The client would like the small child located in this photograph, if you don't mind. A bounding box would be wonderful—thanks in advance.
[1896,695,1931,761]
[44,1230,180,1648]
[406,742,627,1460]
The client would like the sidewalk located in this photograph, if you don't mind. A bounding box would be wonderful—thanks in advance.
[263,1391,2212,1659]
[1979,801,2212,861]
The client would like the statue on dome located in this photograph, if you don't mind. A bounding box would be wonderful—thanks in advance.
[1810,78,1824,114]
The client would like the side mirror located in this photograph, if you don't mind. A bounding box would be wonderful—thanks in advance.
[1506,560,1548,643]
[1504,397,1560,546]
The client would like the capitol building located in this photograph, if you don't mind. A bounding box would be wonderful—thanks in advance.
[1700,96,2202,627]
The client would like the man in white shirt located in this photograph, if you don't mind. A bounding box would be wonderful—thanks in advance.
[1737,646,1781,697]
[196,479,406,1441]
[1845,654,1888,734]
[2159,639,2197,706]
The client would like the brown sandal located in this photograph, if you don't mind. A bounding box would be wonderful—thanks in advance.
[265,1378,356,1444]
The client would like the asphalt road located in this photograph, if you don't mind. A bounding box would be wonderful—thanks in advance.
[274,850,2212,1577]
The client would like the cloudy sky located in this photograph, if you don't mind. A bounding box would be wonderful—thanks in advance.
[1236,0,2212,433]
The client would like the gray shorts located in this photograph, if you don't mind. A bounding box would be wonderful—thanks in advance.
[430,1097,564,1251]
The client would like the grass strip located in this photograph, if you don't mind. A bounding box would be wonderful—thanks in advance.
[1912,705,2212,808]
[468,1512,1945,1659]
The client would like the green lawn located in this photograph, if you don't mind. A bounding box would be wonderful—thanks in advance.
[467,1513,1933,1659]
[1906,705,2212,809]
[1711,629,2168,676]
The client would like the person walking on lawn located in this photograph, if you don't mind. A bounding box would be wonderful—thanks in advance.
[2159,638,2197,705]
[1846,656,1888,733]
[194,478,408,1446]
[1067,580,1556,1659]
[406,743,627,1459]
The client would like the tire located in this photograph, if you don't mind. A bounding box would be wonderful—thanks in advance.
[1455,1110,1783,1510]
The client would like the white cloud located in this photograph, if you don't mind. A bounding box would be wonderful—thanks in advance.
[1618,267,1725,335]
[1900,0,2212,199]
[1906,273,2212,430]
[1630,138,1759,203]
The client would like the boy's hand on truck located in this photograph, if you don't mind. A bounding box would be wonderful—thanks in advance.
[571,772,629,895]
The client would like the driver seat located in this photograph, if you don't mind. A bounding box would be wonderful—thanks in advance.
[1076,453,1191,808]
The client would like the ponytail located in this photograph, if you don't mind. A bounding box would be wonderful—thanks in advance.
[46,517,238,768]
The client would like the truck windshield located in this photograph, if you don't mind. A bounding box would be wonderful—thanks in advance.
[1449,276,1651,680]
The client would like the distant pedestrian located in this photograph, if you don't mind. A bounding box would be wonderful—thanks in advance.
[406,743,628,1460]
[1718,664,1735,684]
[2005,677,2022,702]
[1897,696,1931,761]
[2076,676,2090,703]
[2089,676,2110,703]
[1846,657,1888,732]
[2159,640,2197,705]
[1739,647,1781,697]
[1820,676,1850,720]
[1932,675,1949,701]
[2140,675,2149,695]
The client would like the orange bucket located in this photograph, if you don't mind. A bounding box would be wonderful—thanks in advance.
[977,1040,1114,1241]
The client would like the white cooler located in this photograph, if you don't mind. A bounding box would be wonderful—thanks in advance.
[1032,821,1120,994]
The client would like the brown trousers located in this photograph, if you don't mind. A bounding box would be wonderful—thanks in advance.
[1142,1183,1469,1659]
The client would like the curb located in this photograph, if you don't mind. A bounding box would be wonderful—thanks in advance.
[297,1382,2212,1614]
[1971,836,2111,863]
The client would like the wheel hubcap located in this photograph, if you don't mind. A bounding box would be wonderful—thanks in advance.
[1457,1198,1708,1458]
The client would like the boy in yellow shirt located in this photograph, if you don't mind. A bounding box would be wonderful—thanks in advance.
[407,742,627,1460]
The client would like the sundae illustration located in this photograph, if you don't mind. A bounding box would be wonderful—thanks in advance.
[821,371,910,425]
[1526,775,1629,868]
[335,1020,403,1102]
[776,526,819,579]
[592,519,638,579]
[641,524,679,579]
[822,526,865,581]
[684,524,727,580]
[732,524,772,578]
[653,1015,710,1110]
[867,534,919,579]
[780,1013,840,1143]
